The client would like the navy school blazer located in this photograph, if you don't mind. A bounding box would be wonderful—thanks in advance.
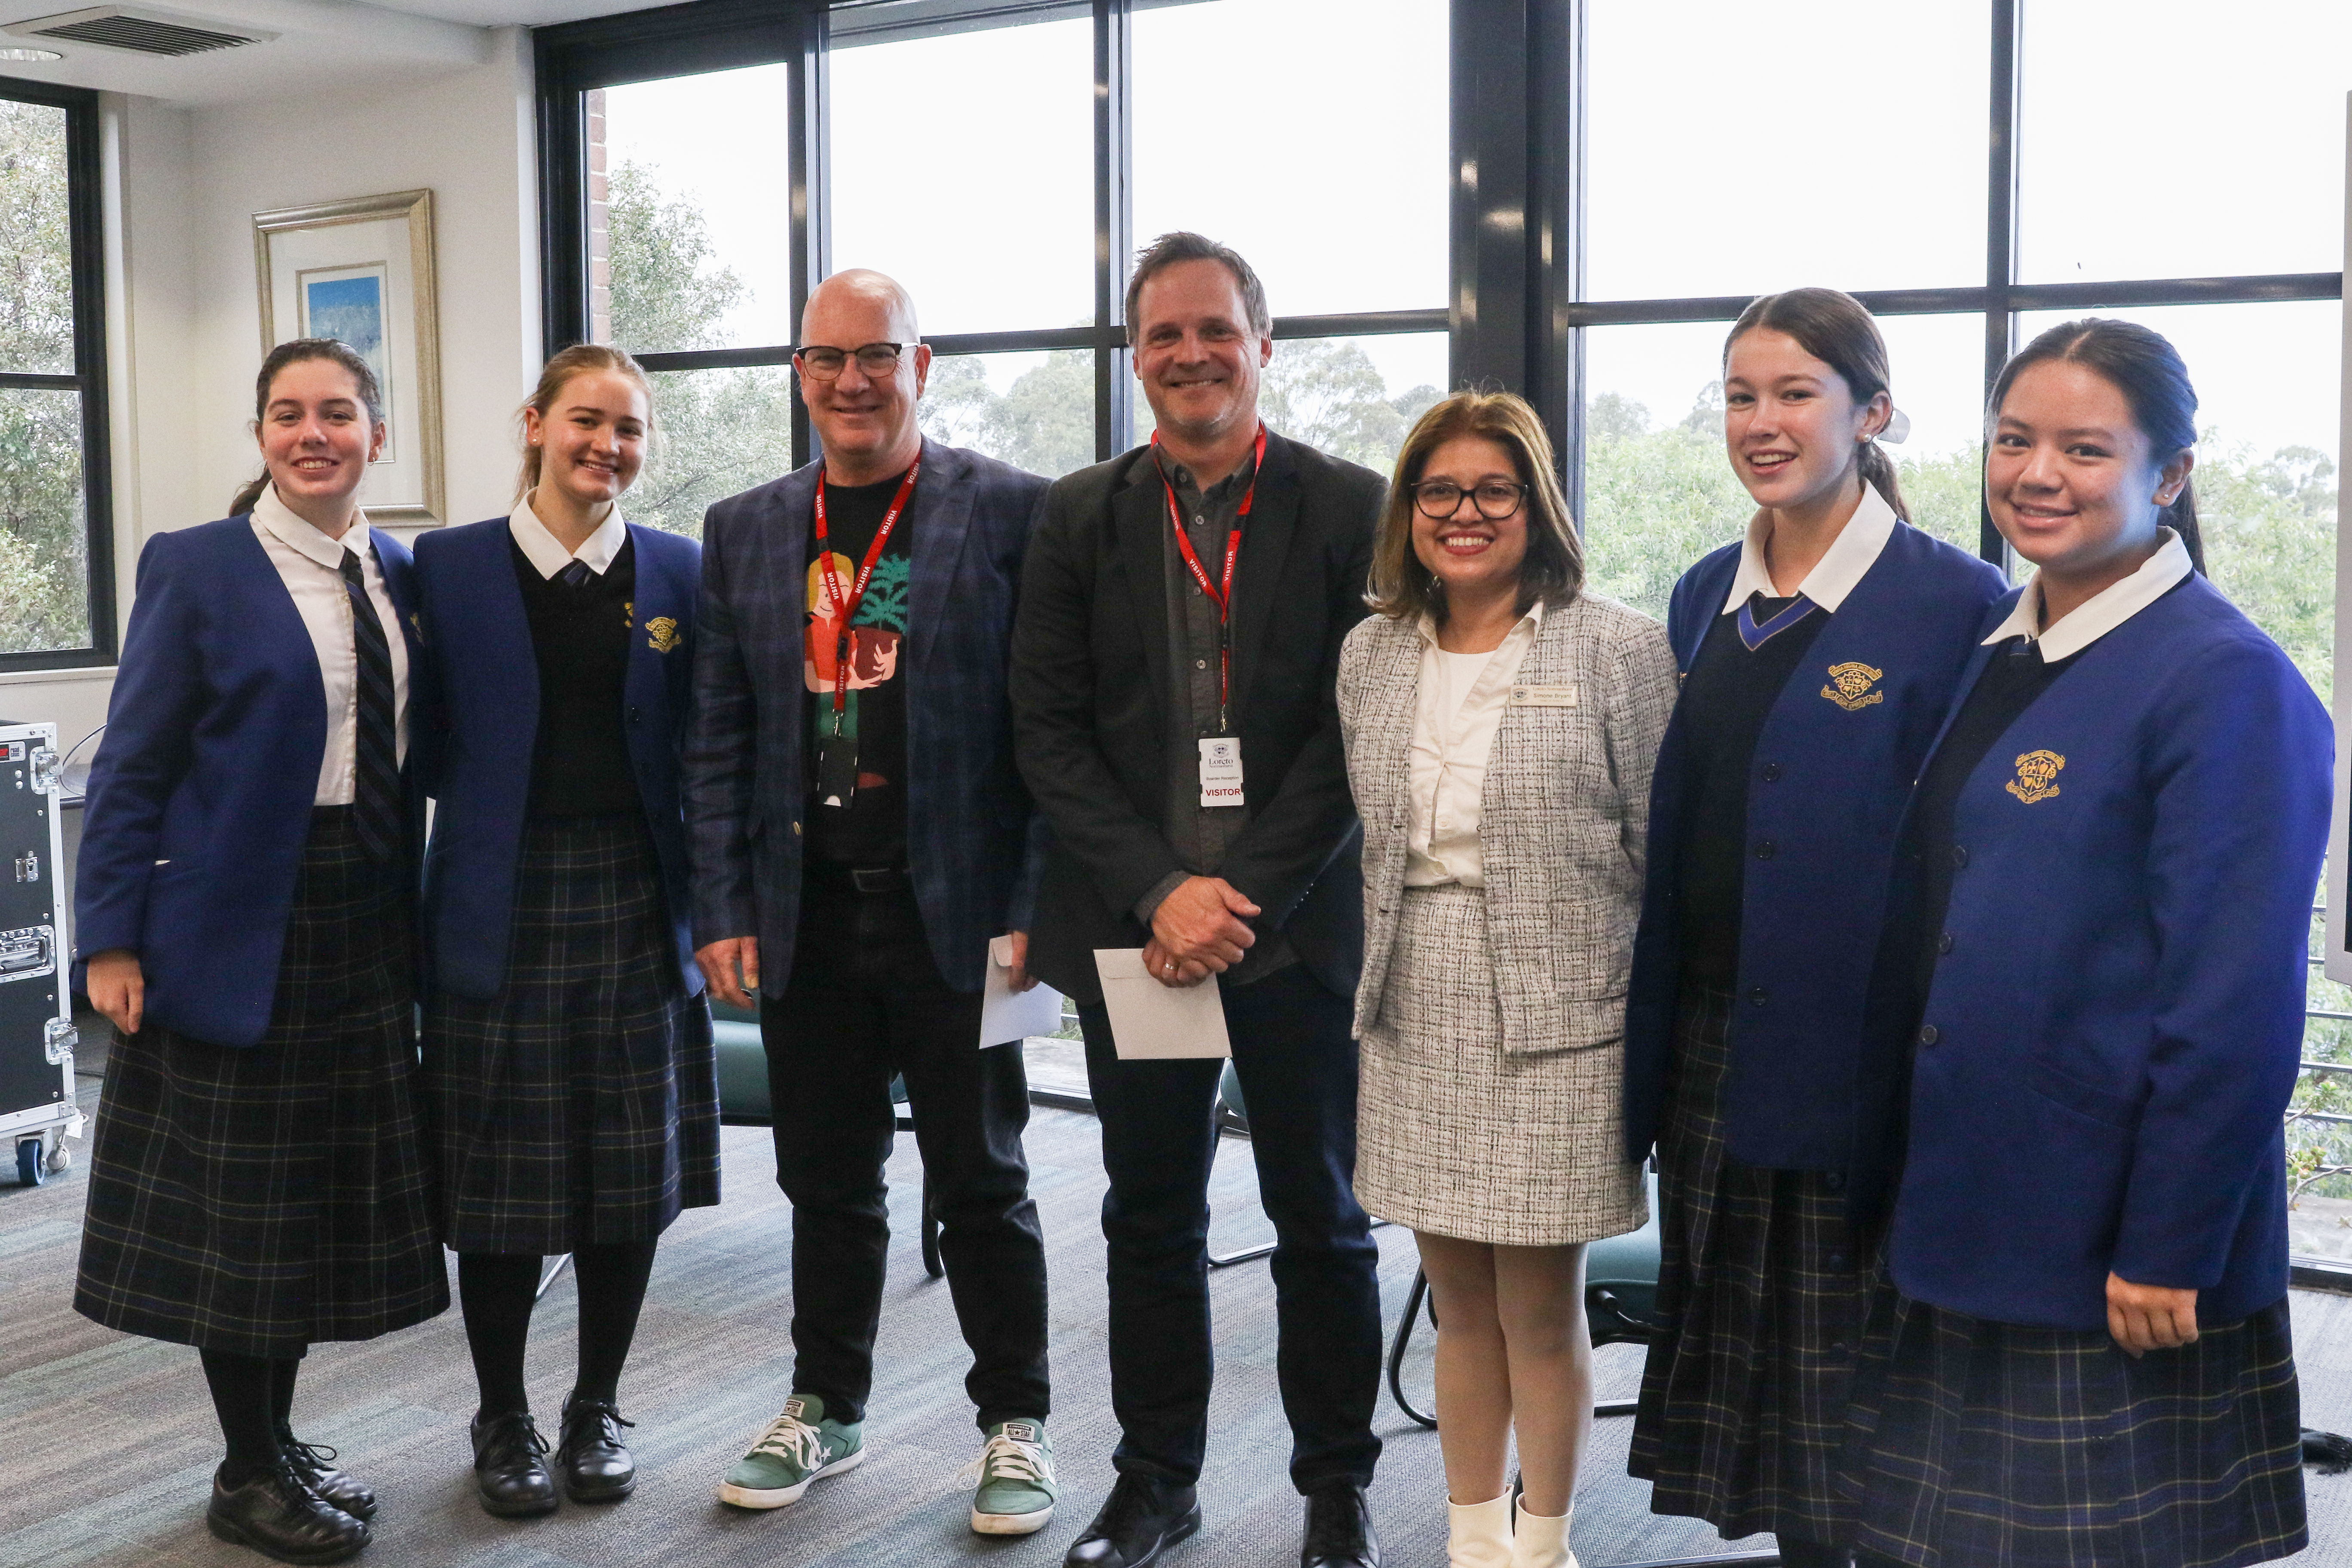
[1622,521,2007,1170]
[74,517,426,1048]
[411,518,703,1000]
[1875,576,2329,1332]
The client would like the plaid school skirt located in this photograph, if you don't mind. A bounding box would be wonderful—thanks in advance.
[1840,1287,2307,1568]
[1629,984,1871,1541]
[422,813,719,1255]
[74,808,447,1359]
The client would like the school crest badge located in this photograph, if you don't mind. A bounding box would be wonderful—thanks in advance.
[2007,748,2064,804]
[1821,662,1884,710]
[646,616,680,654]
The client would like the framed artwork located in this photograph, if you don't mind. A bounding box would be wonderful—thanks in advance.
[253,188,444,524]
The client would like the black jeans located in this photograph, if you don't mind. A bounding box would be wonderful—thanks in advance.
[761,875,1050,1430]
[1079,962,1383,1494]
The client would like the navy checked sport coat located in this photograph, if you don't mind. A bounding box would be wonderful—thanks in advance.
[683,438,1050,995]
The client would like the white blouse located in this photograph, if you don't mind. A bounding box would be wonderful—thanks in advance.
[248,486,410,806]
[1403,603,1543,888]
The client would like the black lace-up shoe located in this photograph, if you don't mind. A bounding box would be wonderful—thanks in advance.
[556,1393,637,1503]
[206,1459,370,1564]
[470,1410,559,1518]
[1063,1473,1202,1567]
[277,1428,376,1521]
[1301,1481,1380,1568]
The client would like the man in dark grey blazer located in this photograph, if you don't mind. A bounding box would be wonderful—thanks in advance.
[683,269,1059,1538]
[1011,233,1386,1568]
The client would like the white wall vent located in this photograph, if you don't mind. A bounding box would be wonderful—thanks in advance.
[3,6,278,57]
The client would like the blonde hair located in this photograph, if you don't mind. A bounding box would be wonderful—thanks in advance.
[515,343,654,504]
[1367,390,1584,622]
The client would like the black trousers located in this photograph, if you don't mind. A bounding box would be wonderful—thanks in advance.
[1079,962,1383,1494]
[761,875,1050,1430]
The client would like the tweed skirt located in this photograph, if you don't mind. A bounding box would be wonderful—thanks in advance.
[74,808,447,1359]
[1629,983,1869,1541]
[1354,882,1644,1247]
[1839,1289,2306,1568]
[422,813,719,1255]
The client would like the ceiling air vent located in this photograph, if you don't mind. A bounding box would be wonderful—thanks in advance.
[4,5,277,57]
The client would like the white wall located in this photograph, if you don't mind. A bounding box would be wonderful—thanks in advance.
[3,24,541,751]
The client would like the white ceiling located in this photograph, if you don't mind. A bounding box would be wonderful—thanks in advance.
[0,0,670,105]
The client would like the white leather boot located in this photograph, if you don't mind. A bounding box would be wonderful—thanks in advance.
[1511,1496,1577,1568]
[1446,1491,1514,1568]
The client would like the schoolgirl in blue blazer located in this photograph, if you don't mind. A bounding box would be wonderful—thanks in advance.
[1841,321,2328,1568]
[1620,290,2005,1568]
[73,339,443,1565]
[411,344,716,1522]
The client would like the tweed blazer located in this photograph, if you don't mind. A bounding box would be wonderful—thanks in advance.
[1338,591,1677,1054]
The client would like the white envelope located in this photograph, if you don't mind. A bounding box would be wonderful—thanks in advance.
[979,934,1065,1049]
[1092,948,1233,1060]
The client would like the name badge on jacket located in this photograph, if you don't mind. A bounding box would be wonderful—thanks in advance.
[1509,683,1578,708]
[1199,737,1244,808]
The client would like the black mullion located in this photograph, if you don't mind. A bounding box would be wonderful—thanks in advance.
[1557,0,1588,526]
[1092,0,1132,462]
[534,34,588,355]
[63,86,112,662]
[789,5,830,471]
[0,373,79,393]
[1983,0,2021,565]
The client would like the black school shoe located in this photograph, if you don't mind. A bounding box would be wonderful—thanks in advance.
[278,1428,376,1521]
[470,1410,559,1518]
[206,1460,370,1565]
[556,1393,637,1503]
[1062,1473,1202,1567]
[1301,1481,1381,1567]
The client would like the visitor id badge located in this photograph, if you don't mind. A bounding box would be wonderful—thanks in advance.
[1198,736,1244,808]
[815,733,859,808]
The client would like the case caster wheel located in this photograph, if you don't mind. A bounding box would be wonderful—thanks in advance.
[16,1136,45,1187]
[46,1142,70,1175]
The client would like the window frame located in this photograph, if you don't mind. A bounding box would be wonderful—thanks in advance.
[0,75,115,672]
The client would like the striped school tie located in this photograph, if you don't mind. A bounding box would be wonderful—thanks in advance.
[338,548,401,861]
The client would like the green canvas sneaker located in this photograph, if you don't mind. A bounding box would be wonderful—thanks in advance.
[967,1418,1057,1535]
[717,1394,865,1509]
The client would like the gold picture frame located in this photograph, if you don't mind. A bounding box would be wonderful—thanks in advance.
[252,188,445,525]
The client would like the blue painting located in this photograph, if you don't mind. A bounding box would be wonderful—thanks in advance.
[297,264,393,458]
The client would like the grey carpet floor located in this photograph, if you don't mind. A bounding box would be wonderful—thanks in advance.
[4,1055,2349,1568]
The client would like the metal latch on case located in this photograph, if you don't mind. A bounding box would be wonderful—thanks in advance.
[28,746,58,794]
[44,1016,77,1065]
[13,852,35,884]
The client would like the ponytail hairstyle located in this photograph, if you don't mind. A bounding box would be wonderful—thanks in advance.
[1723,287,1909,521]
[516,343,655,504]
[228,338,386,516]
[1988,318,2204,574]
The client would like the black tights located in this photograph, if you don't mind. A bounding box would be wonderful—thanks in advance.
[458,1238,660,1418]
[1778,1538,1855,1568]
[199,1349,301,1485]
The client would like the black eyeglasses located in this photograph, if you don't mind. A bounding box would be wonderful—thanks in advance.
[793,342,913,381]
[1412,479,1529,521]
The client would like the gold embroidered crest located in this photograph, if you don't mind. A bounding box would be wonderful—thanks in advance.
[2006,749,2064,803]
[646,616,680,654]
[1820,662,1884,710]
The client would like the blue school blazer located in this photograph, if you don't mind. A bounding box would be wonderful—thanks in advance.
[1622,522,2006,1170]
[1883,576,2329,1332]
[74,517,426,1048]
[411,519,703,1001]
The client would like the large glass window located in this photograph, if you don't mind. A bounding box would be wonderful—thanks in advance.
[0,83,109,667]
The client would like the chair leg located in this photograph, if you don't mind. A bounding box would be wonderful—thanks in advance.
[1387,1267,1438,1429]
[920,1169,943,1280]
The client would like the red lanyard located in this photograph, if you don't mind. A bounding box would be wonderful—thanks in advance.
[813,459,919,730]
[1152,425,1266,722]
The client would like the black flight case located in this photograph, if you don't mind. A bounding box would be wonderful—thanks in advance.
[0,722,79,1186]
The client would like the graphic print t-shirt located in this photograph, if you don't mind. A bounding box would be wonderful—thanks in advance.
[804,469,913,869]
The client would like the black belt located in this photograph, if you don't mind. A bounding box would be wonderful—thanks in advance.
[812,862,912,894]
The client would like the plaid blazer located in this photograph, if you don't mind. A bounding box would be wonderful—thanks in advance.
[683,439,1050,994]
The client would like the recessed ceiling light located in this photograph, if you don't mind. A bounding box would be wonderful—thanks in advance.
[0,46,64,60]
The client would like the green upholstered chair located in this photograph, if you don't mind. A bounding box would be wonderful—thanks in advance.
[709,996,941,1280]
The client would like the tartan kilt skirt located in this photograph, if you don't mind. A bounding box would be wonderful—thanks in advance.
[1839,1287,2306,1568]
[421,812,719,1255]
[1629,983,1871,1541]
[74,807,447,1359]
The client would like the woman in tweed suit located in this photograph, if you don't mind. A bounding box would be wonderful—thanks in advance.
[1339,391,1675,1568]
[74,339,443,1565]
[413,344,717,1519]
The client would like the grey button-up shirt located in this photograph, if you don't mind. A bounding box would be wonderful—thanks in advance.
[1138,453,1295,984]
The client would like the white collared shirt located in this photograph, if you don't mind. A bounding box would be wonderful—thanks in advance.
[508,489,627,580]
[1980,528,2193,661]
[248,486,410,805]
[1403,601,1544,888]
[1719,483,1901,616]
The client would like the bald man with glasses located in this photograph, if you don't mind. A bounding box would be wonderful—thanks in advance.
[683,268,1059,1537]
